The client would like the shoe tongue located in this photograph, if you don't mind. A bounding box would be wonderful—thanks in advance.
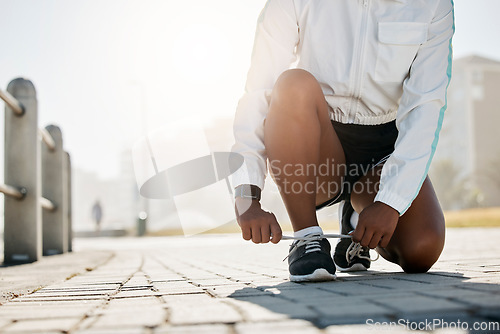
[303,233,323,245]
[294,226,323,238]
[291,233,322,246]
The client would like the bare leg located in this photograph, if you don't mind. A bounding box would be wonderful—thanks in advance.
[264,69,345,232]
[351,165,445,273]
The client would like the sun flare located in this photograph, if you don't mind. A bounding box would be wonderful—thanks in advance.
[171,23,231,85]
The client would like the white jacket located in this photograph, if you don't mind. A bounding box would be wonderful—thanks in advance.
[232,0,454,214]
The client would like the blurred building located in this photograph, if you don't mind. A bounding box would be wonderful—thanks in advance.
[432,55,500,209]
[73,151,140,232]
[117,149,141,229]
[72,168,121,231]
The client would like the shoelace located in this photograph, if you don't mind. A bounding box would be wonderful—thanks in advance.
[346,241,379,264]
[282,234,351,262]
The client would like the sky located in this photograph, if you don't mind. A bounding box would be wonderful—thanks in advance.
[1,0,500,180]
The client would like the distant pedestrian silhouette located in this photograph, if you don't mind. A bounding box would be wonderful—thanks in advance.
[92,200,103,232]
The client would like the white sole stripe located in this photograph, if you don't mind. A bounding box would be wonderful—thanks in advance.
[290,268,337,282]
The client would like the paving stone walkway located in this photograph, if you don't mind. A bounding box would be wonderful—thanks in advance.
[0,228,500,333]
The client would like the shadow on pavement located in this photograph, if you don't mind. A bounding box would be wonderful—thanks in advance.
[228,271,500,332]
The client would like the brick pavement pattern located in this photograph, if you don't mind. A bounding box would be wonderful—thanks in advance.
[1,228,500,333]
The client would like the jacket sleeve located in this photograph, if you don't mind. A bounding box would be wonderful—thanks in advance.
[374,0,455,214]
[231,0,299,190]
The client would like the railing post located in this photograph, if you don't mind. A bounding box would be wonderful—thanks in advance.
[65,152,72,252]
[4,78,42,263]
[42,125,67,255]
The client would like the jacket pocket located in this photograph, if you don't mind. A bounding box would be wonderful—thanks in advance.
[374,22,428,83]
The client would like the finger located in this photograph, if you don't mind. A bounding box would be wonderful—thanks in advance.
[351,226,364,243]
[260,224,271,244]
[251,226,262,244]
[368,232,383,249]
[359,228,373,248]
[379,233,394,248]
[270,220,282,244]
[241,225,251,241]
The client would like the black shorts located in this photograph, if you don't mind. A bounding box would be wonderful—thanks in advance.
[315,120,398,210]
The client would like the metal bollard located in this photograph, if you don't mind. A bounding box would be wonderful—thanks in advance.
[65,152,73,252]
[137,212,147,237]
[4,78,42,263]
[42,125,67,255]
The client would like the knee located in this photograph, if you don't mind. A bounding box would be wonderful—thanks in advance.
[271,69,321,108]
[398,222,445,273]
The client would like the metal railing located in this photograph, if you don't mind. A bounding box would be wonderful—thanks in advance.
[0,88,24,115]
[39,128,56,151]
[1,78,72,263]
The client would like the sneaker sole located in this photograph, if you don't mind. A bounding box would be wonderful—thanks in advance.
[335,263,368,272]
[290,268,337,282]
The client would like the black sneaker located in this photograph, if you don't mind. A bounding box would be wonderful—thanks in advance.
[333,200,371,272]
[287,234,337,282]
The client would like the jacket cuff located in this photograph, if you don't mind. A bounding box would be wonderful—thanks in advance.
[374,191,410,216]
[231,164,265,191]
